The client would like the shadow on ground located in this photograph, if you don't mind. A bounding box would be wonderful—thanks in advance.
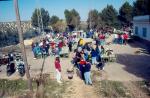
[116,53,150,81]
[128,41,150,55]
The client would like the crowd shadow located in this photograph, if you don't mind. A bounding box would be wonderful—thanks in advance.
[116,53,150,81]
[128,40,150,55]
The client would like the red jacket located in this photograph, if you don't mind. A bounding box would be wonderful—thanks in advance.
[123,34,128,40]
[55,60,61,72]
[58,41,63,48]
[99,34,105,40]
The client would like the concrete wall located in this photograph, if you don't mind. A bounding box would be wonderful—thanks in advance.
[133,23,150,41]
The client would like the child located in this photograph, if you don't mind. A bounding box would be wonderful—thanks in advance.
[96,54,105,70]
[79,57,86,80]
[91,48,97,65]
[84,60,92,85]
[54,56,62,83]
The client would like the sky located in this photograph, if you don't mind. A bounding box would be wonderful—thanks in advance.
[0,0,135,22]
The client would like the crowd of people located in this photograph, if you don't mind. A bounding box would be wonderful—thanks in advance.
[71,38,106,85]
[30,28,129,84]
[31,33,76,59]
[0,26,131,86]
[114,32,129,45]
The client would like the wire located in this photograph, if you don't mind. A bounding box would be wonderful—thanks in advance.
[36,0,44,34]
[36,0,41,33]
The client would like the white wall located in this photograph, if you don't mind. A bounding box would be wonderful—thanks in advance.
[133,23,150,41]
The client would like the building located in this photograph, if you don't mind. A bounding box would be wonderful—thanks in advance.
[0,21,32,33]
[133,15,150,44]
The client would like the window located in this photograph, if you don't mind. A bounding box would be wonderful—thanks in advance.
[143,28,147,37]
[135,26,138,35]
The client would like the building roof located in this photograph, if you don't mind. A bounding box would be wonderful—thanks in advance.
[133,15,150,23]
[133,15,150,21]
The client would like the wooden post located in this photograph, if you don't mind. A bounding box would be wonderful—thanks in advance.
[13,0,33,91]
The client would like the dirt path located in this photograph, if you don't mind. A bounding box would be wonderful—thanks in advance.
[63,72,99,98]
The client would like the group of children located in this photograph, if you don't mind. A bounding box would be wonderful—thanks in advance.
[31,38,50,59]
[31,35,74,59]
[71,39,105,85]
[114,33,129,45]
[53,37,106,84]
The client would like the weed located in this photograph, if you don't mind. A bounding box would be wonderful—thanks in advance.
[93,80,131,98]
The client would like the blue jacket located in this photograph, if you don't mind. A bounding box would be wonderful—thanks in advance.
[95,46,101,56]
[84,52,89,61]
[84,63,91,72]
[91,49,97,57]
[33,46,41,54]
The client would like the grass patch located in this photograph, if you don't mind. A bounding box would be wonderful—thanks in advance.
[44,79,70,98]
[0,77,70,98]
[135,81,150,96]
[94,80,131,98]
[0,79,30,97]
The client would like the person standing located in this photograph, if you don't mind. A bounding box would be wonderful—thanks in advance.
[91,48,97,65]
[54,56,62,83]
[118,34,122,44]
[31,42,36,58]
[79,57,86,80]
[95,45,101,61]
[114,33,118,44]
[68,41,72,52]
[123,33,128,45]
[121,34,124,44]
[84,61,92,85]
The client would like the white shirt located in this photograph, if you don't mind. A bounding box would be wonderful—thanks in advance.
[114,34,118,38]
[39,42,43,47]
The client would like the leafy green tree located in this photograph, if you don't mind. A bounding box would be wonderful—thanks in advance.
[119,2,133,26]
[31,8,50,29]
[87,9,99,29]
[97,13,105,29]
[50,15,59,25]
[64,9,80,31]
[101,5,119,28]
[133,0,150,16]
[53,20,67,33]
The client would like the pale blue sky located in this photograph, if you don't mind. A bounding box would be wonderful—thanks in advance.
[0,0,135,22]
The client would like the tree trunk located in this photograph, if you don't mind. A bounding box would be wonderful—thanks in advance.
[13,0,33,91]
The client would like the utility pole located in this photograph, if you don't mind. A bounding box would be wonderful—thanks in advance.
[13,0,33,91]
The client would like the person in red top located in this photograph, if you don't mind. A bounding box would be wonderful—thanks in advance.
[99,33,105,45]
[50,41,55,49]
[58,40,63,52]
[79,57,86,80]
[123,33,128,45]
[55,56,62,83]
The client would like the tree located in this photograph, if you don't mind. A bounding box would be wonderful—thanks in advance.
[101,5,119,28]
[87,9,99,29]
[133,0,150,16]
[97,13,105,29]
[50,15,59,25]
[31,8,50,29]
[53,20,66,33]
[64,9,80,31]
[119,2,133,26]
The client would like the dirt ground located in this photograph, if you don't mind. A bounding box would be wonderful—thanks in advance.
[0,35,150,98]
